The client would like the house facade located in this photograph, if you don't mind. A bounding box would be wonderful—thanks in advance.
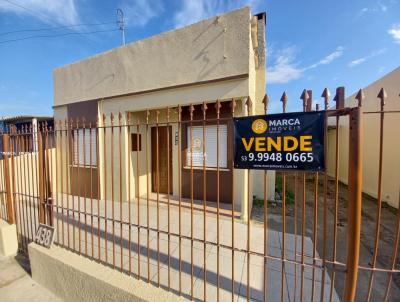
[53,7,274,217]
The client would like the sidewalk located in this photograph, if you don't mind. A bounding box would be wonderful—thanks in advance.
[0,254,61,302]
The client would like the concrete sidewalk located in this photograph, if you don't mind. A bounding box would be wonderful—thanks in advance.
[41,193,340,302]
[0,254,61,302]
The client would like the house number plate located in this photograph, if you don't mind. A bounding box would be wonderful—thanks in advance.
[34,224,55,248]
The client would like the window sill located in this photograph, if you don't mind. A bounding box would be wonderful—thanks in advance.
[183,166,230,172]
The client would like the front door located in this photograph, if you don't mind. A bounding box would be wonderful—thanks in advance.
[151,126,172,194]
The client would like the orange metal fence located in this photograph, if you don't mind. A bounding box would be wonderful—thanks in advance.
[0,86,399,302]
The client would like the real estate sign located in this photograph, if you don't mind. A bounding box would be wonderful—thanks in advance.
[234,111,325,171]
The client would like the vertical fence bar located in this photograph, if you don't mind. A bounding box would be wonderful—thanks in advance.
[2,134,14,224]
[54,123,60,246]
[111,113,116,268]
[38,127,46,226]
[177,106,182,294]
[366,88,386,301]
[156,110,160,287]
[230,99,236,302]
[67,119,72,249]
[145,110,150,283]
[280,92,288,302]
[60,121,65,248]
[202,102,208,301]
[118,113,123,272]
[134,114,139,278]
[70,120,77,250]
[103,114,108,264]
[128,114,133,275]
[127,114,132,276]
[245,97,252,302]
[330,87,344,302]
[76,119,82,253]
[10,132,20,248]
[96,117,101,261]
[320,88,330,302]
[20,130,29,249]
[82,119,87,255]
[309,91,319,302]
[89,122,94,258]
[262,95,268,302]
[21,127,29,240]
[216,100,221,302]
[166,107,171,289]
[29,126,36,238]
[300,89,309,302]
[343,106,363,302]
[189,104,194,298]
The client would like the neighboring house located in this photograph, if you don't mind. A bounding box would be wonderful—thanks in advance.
[0,115,54,158]
[53,7,274,218]
[327,67,400,208]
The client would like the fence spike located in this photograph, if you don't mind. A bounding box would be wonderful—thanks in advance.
[300,89,309,111]
[102,114,106,128]
[321,88,330,110]
[245,96,252,110]
[262,94,269,113]
[230,99,236,115]
[202,102,208,120]
[377,88,387,110]
[189,104,195,120]
[156,109,160,124]
[110,113,115,125]
[355,89,365,108]
[306,90,313,112]
[215,100,221,118]
[281,92,288,113]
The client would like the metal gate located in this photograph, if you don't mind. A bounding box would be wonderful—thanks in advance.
[0,86,399,301]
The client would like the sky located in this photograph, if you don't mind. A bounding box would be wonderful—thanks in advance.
[0,0,399,116]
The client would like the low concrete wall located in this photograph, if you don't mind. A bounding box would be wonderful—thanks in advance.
[0,219,18,256]
[28,243,188,302]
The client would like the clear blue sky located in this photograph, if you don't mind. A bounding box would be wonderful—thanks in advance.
[0,0,399,116]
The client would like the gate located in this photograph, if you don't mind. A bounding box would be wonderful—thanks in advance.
[0,86,399,301]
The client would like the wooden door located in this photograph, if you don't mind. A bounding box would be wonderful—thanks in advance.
[151,126,172,194]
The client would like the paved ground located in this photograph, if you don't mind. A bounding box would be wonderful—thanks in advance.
[26,192,339,302]
[0,254,61,302]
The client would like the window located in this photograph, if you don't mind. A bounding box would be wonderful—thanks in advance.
[131,133,142,151]
[186,125,227,168]
[73,128,97,166]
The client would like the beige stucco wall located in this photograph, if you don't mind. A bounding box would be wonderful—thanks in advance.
[327,67,400,208]
[29,243,188,302]
[54,7,252,107]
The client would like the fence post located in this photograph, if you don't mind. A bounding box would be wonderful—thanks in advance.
[38,130,46,224]
[2,134,14,224]
[343,106,363,301]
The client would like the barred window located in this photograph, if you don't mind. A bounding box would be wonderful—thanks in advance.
[186,125,227,168]
[73,128,97,166]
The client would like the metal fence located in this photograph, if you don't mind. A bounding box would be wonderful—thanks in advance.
[0,86,399,302]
